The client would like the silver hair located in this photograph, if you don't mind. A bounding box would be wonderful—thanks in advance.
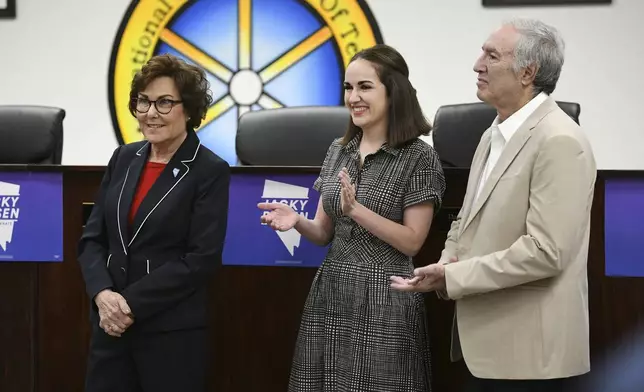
[504,18,565,95]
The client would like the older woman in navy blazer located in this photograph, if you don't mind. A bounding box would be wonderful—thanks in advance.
[78,54,230,392]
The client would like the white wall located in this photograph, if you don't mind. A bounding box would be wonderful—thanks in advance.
[0,0,642,169]
[0,0,131,165]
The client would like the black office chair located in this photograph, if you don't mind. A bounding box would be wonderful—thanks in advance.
[236,106,350,166]
[0,105,65,164]
[432,101,580,168]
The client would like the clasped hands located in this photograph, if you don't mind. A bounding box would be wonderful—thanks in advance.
[390,257,457,293]
[258,167,358,230]
[95,289,134,337]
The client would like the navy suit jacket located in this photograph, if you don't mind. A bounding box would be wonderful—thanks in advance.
[78,130,230,332]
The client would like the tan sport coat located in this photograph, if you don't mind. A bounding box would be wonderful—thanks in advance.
[440,97,596,379]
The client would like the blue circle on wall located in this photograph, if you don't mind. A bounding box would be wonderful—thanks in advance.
[109,0,384,165]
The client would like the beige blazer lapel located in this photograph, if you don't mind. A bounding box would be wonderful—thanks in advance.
[461,97,559,233]
[458,130,491,237]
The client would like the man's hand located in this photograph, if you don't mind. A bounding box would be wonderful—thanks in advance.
[390,256,457,293]
[95,289,134,337]
[390,263,446,292]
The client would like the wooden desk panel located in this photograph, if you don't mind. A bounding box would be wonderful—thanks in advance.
[0,166,643,392]
[35,170,104,392]
[587,176,644,364]
[0,263,36,392]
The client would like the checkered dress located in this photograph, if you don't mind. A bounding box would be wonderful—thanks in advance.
[288,134,446,392]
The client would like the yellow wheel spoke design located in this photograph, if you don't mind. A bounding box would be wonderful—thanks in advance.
[198,95,236,130]
[112,0,381,148]
[258,94,284,110]
[259,27,333,83]
[160,29,234,83]
[238,0,252,69]
[160,5,333,128]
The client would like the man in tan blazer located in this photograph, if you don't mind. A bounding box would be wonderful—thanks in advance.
[391,18,596,392]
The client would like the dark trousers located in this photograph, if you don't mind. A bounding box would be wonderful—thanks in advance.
[84,325,209,392]
[465,370,580,392]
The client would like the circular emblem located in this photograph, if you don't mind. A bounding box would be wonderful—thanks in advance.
[108,0,383,164]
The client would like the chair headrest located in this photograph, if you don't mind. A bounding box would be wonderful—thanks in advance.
[0,105,65,164]
[432,100,581,168]
[432,102,497,168]
[555,101,581,124]
[236,106,350,166]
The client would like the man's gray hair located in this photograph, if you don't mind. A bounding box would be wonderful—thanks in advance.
[505,18,565,95]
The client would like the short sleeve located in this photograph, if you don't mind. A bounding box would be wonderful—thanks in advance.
[313,140,339,192]
[403,146,446,211]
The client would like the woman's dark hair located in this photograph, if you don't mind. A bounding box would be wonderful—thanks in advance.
[341,44,431,148]
[128,54,213,131]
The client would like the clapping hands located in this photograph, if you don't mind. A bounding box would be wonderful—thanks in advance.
[258,202,300,231]
[338,167,357,216]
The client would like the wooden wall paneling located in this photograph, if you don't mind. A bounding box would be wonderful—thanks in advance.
[0,263,36,392]
[35,169,102,392]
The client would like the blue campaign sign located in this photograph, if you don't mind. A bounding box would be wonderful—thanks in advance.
[0,172,63,262]
[223,172,328,267]
[604,178,644,277]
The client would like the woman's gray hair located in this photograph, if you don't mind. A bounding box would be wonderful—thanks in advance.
[505,18,565,95]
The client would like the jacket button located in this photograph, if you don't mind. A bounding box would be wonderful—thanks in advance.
[121,267,126,274]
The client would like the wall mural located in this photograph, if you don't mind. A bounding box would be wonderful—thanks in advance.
[108,0,383,165]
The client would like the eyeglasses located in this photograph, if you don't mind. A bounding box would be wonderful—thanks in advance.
[134,97,183,114]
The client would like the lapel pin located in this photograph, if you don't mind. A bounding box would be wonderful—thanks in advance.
[172,168,179,178]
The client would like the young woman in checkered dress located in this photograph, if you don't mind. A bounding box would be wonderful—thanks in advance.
[259,44,446,392]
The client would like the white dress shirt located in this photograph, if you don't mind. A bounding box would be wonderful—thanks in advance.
[475,92,548,200]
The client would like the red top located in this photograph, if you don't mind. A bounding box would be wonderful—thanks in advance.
[129,161,166,224]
